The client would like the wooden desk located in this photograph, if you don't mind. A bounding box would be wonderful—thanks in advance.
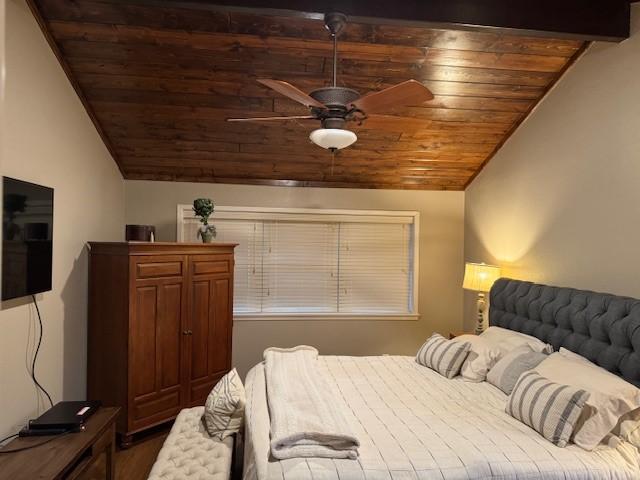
[0,407,120,480]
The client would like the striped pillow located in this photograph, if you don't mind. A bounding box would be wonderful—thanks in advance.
[203,368,246,440]
[506,371,590,447]
[416,333,470,379]
[487,346,548,394]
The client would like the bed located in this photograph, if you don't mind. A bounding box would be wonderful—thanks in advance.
[242,279,640,480]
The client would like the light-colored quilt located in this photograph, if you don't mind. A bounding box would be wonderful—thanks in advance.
[243,355,640,480]
[264,346,359,460]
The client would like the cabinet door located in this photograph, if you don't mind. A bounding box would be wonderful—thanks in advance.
[129,255,187,431]
[185,254,234,406]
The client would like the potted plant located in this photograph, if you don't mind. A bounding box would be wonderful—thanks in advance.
[192,198,217,243]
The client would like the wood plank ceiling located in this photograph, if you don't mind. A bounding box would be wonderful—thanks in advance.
[29,0,587,190]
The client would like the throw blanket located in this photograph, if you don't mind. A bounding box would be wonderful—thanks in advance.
[263,346,360,460]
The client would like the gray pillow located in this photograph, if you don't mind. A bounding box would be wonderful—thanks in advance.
[416,333,470,379]
[506,371,590,447]
[487,346,547,394]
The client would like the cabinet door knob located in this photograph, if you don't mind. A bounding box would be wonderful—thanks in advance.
[182,330,192,336]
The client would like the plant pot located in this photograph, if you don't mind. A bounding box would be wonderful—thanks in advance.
[198,225,216,243]
[200,231,214,243]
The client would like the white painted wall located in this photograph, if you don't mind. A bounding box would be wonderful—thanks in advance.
[464,6,640,329]
[126,180,465,376]
[0,0,124,438]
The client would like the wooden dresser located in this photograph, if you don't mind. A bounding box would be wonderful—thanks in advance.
[87,242,236,446]
[0,407,120,480]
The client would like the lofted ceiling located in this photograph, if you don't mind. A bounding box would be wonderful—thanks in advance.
[28,0,588,190]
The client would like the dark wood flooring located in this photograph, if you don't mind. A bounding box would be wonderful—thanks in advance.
[79,428,169,480]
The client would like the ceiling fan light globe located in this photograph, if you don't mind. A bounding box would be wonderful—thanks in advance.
[309,128,357,150]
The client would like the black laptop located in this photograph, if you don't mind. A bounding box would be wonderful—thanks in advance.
[28,401,101,432]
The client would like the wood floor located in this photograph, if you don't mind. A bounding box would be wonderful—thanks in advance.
[79,429,168,480]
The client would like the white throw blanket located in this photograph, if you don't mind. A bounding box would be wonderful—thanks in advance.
[263,346,360,460]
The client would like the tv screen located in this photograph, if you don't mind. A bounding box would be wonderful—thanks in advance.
[2,177,54,301]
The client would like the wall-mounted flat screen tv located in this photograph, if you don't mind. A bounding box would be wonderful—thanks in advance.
[2,177,54,301]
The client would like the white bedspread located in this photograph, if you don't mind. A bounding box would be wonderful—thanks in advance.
[243,355,640,480]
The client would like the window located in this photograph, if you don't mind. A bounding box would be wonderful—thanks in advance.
[177,206,419,320]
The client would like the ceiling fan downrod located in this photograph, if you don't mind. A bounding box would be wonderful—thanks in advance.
[324,12,347,88]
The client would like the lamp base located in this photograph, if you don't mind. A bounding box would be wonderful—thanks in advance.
[475,292,487,335]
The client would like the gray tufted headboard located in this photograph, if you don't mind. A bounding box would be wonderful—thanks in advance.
[490,278,640,388]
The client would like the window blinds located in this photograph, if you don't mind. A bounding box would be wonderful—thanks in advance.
[338,222,412,314]
[262,222,338,313]
[214,219,263,313]
[180,208,417,316]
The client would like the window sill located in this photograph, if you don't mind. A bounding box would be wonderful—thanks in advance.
[233,313,420,322]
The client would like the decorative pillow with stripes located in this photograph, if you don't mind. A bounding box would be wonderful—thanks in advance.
[487,345,548,394]
[416,333,471,379]
[506,371,590,447]
[203,368,246,440]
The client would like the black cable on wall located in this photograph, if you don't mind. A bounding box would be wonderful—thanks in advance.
[31,295,53,408]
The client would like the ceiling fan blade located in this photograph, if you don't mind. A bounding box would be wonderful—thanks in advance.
[257,79,327,109]
[351,80,434,114]
[226,115,316,123]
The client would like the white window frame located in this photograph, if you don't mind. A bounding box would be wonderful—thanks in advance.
[177,205,420,321]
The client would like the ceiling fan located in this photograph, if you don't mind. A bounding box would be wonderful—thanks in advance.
[226,12,434,152]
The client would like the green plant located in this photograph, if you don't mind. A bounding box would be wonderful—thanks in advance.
[193,198,216,241]
[193,198,214,225]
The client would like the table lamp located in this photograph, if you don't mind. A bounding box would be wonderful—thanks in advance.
[462,262,501,334]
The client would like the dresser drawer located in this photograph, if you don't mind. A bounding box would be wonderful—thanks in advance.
[136,260,183,279]
[191,258,231,276]
[132,389,181,425]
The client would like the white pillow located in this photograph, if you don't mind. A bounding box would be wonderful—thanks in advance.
[453,335,503,382]
[557,347,595,363]
[203,368,246,440]
[480,326,553,354]
[559,348,640,450]
[612,409,640,449]
[535,351,640,450]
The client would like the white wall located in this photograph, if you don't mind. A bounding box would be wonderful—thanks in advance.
[0,0,124,438]
[126,180,465,376]
[464,6,640,329]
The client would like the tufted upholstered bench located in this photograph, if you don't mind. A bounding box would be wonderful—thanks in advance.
[147,407,234,480]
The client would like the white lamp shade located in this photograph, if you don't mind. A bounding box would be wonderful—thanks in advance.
[462,262,501,292]
[309,128,357,150]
